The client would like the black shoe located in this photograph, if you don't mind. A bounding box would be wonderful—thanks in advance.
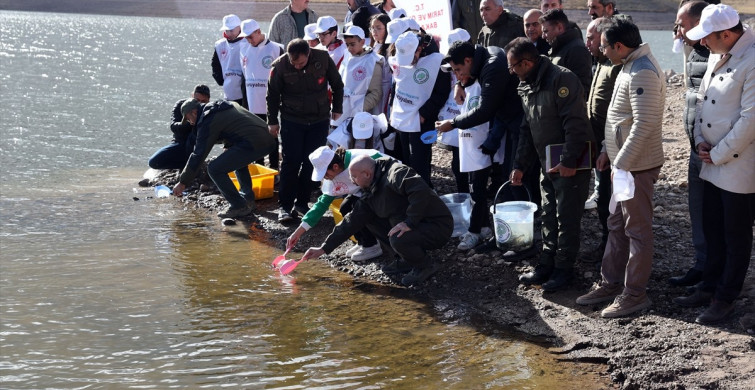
[668,268,703,287]
[696,300,734,324]
[541,267,573,292]
[673,289,713,308]
[518,264,553,285]
[293,204,309,218]
[381,258,412,275]
[401,263,439,286]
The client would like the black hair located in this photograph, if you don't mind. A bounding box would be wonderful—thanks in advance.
[330,147,346,171]
[369,13,392,56]
[445,41,475,65]
[504,37,540,61]
[539,8,569,27]
[286,39,310,60]
[600,17,642,49]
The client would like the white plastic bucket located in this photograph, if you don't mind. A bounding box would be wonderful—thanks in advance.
[489,201,537,251]
[440,193,472,238]
[490,181,537,251]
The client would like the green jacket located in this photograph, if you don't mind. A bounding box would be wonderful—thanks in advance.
[548,26,592,100]
[267,48,344,125]
[587,58,621,147]
[300,149,383,229]
[321,158,453,253]
[179,101,275,185]
[514,57,594,173]
[476,10,525,49]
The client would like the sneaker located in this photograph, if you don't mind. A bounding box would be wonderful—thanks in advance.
[217,205,253,219]
[518,264,553,285]
[351,244,383,262]
[576,282,622,305]
[345,244,362,257]
[401,263,439,286]
[695,299,734,324]
[668,267,703,287]
[584,198,597,210]
[277,208,294,222]
[382,258,413,275]
[244,198,257,211]
[480,227,493,240]
[600,293,651,318]
[457,232,482,250]
[541,267,573,292]
[673,289,712,308]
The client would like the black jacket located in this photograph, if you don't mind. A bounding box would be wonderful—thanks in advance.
[321,158,453,253]
[170,98,193,143]
[548,26,592,100]
[453,45,524,151]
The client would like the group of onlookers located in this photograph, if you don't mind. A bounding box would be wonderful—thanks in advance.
[148,0,753,322]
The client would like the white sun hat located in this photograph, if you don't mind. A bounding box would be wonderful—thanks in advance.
[394,31,419,66]
[686,4,740,40]
[220,14,241,31]
[238,19,260,38]
[314,16,338,34]
[309,146,336,181]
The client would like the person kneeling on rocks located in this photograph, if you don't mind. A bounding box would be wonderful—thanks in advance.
[286,146,386,262]
[172,98,277,218]
[299,155,453,286]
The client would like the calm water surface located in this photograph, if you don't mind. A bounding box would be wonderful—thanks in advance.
[0,11,638,388]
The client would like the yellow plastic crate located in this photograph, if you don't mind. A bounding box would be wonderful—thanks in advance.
[228,164,278,200]
[329,198,356,242]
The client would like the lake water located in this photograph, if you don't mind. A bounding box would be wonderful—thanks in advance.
[0,10,680,388]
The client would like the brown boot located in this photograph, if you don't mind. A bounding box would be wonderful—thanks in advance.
[576,282,622,305]
[601,293,651,318]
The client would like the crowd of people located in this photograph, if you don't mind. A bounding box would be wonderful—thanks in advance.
[147,0,753,321]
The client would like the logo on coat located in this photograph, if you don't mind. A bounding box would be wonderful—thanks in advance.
[352,66,368,81]
[413,68,430,84]
[262,55,274,69]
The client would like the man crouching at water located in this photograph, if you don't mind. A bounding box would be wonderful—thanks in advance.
[172,99,276,219]
[300,155,453,286]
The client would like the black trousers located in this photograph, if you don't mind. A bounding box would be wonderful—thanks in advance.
[700,181,755,303]
[339,195,377,247]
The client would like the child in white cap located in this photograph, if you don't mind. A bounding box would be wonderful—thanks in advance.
[287,146,386,262]
[338,25,385,121]
[314,16,347,68]
[212,14,245,105]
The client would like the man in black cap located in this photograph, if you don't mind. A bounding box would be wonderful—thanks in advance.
[172,99,277,219]
[148,85,210,170]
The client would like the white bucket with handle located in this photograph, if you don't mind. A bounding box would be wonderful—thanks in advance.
[489,181,538,251]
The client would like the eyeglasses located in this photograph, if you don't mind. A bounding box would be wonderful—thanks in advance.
[508,59,527,71]
[598,43,611,52]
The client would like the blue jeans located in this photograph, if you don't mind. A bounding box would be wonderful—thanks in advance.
[688,151,707,270]
[279,118,329,211]
[208,145,270,209]
[148,140,192,170]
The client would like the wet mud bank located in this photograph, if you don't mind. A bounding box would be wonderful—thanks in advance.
[140,82,754,389]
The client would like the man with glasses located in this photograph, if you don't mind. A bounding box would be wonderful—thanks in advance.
[212,14,246,105]
[576,18,666,318]
[239,19,284,171]
[267,39,344,222]
[523,9,549,55]
[314,16,347,68]
[505,37,594,293]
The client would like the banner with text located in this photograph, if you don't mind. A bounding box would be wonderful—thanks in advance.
[394,0,452,40]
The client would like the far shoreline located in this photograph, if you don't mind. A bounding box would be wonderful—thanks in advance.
[0,0,687,30]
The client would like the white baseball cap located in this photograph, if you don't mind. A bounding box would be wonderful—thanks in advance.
[394,31,419,66]
[303,23,318,40]
[686,4,740,40]
[309,146,336,181]
[314,16,338,34]
[385,18,408,44]
[388,8,407,20]
[404,18,421,31]
[220,14,241,31]
[342,24,365,40]
[238,19,260,38]
[441,28,471,55]
[352,112,373,139]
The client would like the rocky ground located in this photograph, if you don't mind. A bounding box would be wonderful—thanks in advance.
[140,77,754,389]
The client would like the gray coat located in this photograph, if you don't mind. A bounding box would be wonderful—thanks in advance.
[268,5,318,48]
